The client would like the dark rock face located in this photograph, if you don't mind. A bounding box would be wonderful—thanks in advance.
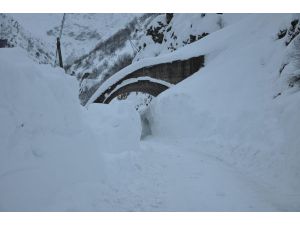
[189,35,196,43]
[277,29,287,39]
[286,19,300,46]
[146,16,169,44]
[278,19,300,46]
[146,25,165,44]
[198,32,209,40]
[182,32,209,45]
[0,39,13,48]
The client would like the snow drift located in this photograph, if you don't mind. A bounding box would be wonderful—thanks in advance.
[0,47,141,211]
[144,14,300,210]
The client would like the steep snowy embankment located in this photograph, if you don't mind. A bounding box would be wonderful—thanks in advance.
[144,14,300,210]
[0,47,141,211]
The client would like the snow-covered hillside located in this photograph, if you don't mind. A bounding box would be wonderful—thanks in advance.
[0,14,54,64]
[3,13,155,105]
[133,13,247,61]
[10,13,141,65]
[0,13,300,211]
[66,13,157,105]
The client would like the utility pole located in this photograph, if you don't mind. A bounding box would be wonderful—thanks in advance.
[56,37,63,68]
[55,13,66,69]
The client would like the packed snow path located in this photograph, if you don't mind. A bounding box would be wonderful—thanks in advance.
[101,138,277,211]
[48,137,277,211]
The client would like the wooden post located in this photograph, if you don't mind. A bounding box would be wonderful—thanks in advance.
[56,37,63,68]
[166,13,173,24]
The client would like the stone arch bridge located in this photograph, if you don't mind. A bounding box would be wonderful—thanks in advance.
[93,55,205,104]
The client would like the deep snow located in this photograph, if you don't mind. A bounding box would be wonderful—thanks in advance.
[1,13,300,211]
[143,14,300,210]
[0,48,139,211]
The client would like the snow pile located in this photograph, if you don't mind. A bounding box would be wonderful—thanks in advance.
[144,14,300,210]
[0,47,141,211]
[84,103,141,154]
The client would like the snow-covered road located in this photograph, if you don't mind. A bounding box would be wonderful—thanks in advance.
[135,138,277,211]
[55,137,276,211]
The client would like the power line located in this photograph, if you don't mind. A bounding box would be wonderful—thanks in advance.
[129,38,139,54]
[59,13,66,39]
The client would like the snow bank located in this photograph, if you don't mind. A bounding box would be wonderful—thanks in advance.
[145,14,300,210]
[85,103,141,153]
[0,48,141,211]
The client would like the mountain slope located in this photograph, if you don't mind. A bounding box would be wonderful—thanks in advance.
[10,13,140,65]
[0,13,54,64]
[66,13,157,105]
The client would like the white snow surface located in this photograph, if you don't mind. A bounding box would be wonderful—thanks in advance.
[144,14,300,210]
[1,14,300,211]
[0,48,141,211]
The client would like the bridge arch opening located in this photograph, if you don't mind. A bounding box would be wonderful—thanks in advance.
[103,79,171,139]
[103,79,171,104]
